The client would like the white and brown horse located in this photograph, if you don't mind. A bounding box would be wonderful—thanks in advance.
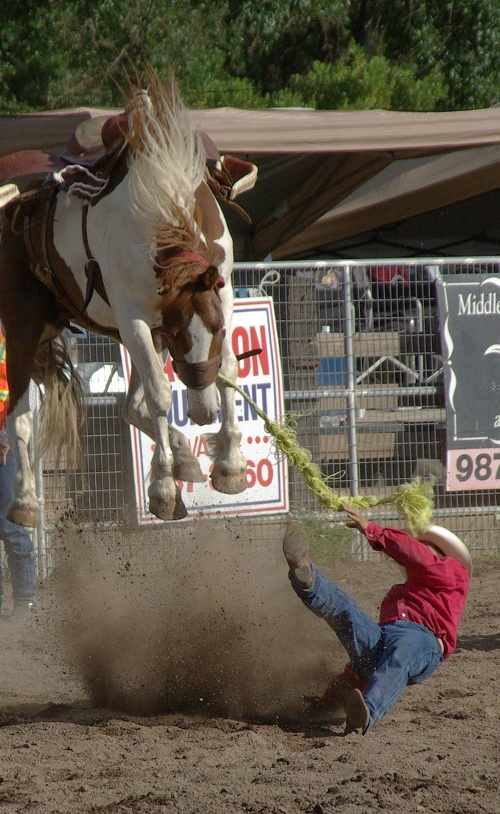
[0,75,257,524]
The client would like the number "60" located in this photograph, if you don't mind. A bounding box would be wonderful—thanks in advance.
[246,458,273,488]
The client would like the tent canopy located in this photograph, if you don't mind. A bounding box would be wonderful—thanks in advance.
[2,105,500,259]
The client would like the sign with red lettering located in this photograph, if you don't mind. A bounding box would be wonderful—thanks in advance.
[121,298,288,522]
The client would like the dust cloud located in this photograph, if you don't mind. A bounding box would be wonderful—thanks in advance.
[52,518,345,720]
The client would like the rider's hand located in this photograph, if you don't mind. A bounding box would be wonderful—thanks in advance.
[343,505,369,533]
[0,430,9,465]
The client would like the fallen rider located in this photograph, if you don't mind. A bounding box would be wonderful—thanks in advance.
[283,507,471,735]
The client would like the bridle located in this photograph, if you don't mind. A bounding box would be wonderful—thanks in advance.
[156,248,227,390]
[172,348,224,390]
[156,247,263,390]
[172,342,262,390]
[170,323,226,390]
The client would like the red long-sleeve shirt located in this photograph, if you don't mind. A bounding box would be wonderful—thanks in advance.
[364,522,470,658]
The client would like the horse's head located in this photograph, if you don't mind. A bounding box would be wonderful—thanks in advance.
[155,247,226,424]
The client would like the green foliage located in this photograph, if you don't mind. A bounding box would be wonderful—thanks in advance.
[0,0,62,112]
[225,0,351,90]
[44,0,231,108]
[0,0,499,113]
[375,0,500,109]
[185,76,267,109]
[283,45,446,110]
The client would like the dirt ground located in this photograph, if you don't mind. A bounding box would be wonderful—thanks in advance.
[0,522,499,814]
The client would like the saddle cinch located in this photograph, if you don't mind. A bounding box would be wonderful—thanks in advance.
[0,111,257,216]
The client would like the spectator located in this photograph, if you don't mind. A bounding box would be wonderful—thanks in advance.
[0,323,36,617]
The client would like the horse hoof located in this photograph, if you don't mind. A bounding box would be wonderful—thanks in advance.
[173,489,188,520]
[7,503,38,528]
[174,458,206,483]
[148,489,187,521]
[210,468,248,495]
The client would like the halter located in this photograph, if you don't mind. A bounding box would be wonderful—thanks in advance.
[155,248,227,389]
[172,351,223,390]
[172,345,262,390]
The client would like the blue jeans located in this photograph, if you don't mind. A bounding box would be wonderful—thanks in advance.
[290,565,443,728]
[0,445,36,603]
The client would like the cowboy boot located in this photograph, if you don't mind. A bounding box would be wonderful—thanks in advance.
[344,688,370,735]
[283,519,314,588]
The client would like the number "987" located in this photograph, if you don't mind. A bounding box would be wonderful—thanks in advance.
[456,452,500,482]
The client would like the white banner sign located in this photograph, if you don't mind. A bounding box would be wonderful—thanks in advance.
[121,297,288,523]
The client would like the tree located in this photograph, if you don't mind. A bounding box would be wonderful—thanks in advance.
[1,0,499,112]
[45,0,231,108]
[375,0,500,109]
[0,0,62,112]
[281,44,446,111]
[224,0,351,92]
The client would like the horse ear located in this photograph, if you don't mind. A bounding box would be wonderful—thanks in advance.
[199,267,223,290]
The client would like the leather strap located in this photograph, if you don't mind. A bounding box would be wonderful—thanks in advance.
[40,191,84,316]
[173,354,222,390]
[206,170,252,225]
[236,347,262,362]
[24,191,118,339]
[82,205,110,309]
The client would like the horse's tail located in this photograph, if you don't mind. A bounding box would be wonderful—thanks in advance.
[34,335,85,467]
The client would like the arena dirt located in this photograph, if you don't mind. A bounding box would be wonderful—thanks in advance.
[0,522,499,813]
[51,519,346,718]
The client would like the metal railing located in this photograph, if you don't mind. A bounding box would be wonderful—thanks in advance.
[33,258,500,572]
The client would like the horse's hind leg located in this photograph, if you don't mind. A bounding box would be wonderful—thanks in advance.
[0,210,58,524]
[8,388,37,527]
[5,313,46,526]
[2,299,54,526]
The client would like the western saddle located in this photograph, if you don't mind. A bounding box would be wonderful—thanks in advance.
[0,110,257,330]
[0,110,257,218]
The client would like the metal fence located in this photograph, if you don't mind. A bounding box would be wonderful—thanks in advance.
[35,258,500,574]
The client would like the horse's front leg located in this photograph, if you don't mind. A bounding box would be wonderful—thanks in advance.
[208,287,247,495]
[120,320,185,520]
[7,388,38,528]
[124,357,205,484]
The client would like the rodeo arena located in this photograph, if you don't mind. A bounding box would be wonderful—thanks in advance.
[0,82,499,813]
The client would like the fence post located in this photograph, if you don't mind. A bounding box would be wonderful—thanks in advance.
[342,266,366,559]
[32,403,47,581]
[342,265,359,497]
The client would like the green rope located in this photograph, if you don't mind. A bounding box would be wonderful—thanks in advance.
[219,373,433,535]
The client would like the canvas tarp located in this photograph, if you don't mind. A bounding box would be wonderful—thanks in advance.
[2,105,500,258]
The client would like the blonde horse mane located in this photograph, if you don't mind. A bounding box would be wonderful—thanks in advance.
[126,71,208,264]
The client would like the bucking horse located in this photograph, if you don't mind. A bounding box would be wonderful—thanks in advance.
[0,71,257,525]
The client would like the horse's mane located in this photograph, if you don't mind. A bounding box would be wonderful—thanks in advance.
[126,71,209,267]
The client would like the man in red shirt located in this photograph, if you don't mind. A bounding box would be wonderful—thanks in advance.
[283,507,471,735]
